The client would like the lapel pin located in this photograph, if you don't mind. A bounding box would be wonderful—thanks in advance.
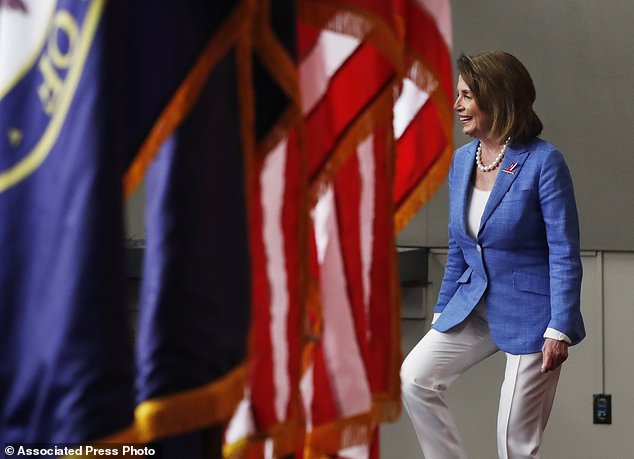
[502,162,519,175]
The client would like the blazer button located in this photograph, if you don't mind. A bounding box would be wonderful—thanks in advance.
[476,244,482,253]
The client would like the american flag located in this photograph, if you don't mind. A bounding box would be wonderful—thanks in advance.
[226,1,452,457]
[0,0,451,456]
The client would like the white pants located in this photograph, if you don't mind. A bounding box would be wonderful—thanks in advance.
[401,308,561,459]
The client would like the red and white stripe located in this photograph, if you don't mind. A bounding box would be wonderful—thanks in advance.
[312,186,373,419]
[261,139,291,422]
[300,30,361,115]
[357,134,376,341]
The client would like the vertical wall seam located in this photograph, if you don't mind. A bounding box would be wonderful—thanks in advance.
[599,251,606,393]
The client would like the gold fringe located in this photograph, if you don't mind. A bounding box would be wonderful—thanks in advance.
[394,141,452,233]
[302,391,402,458]
[393,49,454,233]
[303,394,399,458]
[134,365,246,443]
[404,48,454,127]
[223,420,305,459]
[223,436,250,459]
[405,59,440,97]
[123,0,255,199]
[309,77,397,205]
[371,394,401,424]
[305,411,376,457]
[385,122,404,415]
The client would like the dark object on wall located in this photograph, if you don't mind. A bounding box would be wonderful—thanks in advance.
[593,393,612,425]
[126,244,145,280]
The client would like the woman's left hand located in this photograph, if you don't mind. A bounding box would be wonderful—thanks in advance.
[541,338,569,373]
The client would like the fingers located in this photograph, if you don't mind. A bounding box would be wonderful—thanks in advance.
[541,339,569,373]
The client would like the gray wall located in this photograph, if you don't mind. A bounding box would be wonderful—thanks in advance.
[125,182,145,242]
[398,0,634,251]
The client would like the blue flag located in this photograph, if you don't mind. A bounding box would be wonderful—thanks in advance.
[126,2,253,452]
[0,0,134,444]
[0,1,286,455]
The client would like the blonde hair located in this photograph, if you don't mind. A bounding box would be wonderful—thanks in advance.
[457,51,543,144]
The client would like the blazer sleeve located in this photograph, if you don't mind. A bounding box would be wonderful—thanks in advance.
[434,153,468,314]
[538,150,584,341]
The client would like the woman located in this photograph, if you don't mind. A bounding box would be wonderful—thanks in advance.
[401,51,585,459]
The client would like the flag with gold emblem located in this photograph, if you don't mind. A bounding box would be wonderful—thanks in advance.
[0,0,136,445]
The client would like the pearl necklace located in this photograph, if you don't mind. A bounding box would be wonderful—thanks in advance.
[476,138,510,172]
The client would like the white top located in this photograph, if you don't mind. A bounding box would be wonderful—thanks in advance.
[433,185,571,344]
[466,186,490,320]
[467,186,490,239]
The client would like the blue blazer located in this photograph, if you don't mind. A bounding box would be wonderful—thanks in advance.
[433,138,585,354]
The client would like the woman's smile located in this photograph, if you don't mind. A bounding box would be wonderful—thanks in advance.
[454,75,491,138]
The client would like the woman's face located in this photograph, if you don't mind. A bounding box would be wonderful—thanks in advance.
[454,75,492,139]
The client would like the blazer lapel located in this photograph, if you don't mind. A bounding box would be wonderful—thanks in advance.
[478,144,529,234]
[456,141,477,239]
